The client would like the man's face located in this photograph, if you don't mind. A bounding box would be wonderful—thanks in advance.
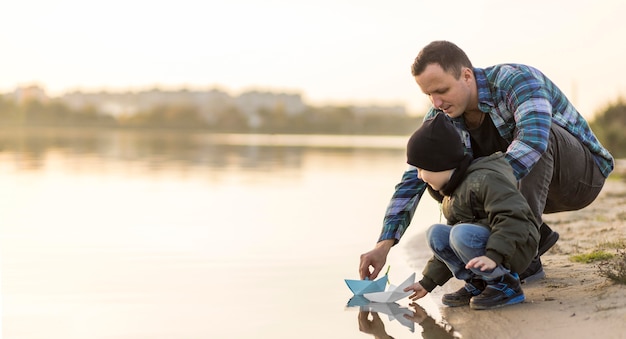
[414,63,473,119]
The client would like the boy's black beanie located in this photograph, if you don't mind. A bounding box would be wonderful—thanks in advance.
[406,113,465,171]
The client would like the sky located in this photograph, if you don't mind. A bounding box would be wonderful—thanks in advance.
[2,0,626,118]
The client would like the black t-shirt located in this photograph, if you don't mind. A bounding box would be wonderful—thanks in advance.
[468,114,510,158]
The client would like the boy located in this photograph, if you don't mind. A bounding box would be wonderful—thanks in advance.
[402,113,539,310]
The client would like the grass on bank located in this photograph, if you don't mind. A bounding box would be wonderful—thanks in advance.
[570,240,626,285]
[597,250,626,284]
[570,250,615,264]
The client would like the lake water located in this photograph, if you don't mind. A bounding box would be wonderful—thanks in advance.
[0,129,454,338]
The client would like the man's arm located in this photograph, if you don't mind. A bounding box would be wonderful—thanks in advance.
[359,168,427,280]
[378,167,427,243]
[492,65,553,180]
[504,97,552,180]
[359,111,433,280]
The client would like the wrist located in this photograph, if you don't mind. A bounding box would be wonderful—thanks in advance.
[375,239,394,253]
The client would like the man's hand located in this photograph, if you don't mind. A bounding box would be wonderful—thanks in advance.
[359,239,394,280]
[466,255,496,271]
[358,311,390,338]
[404,282,428,301]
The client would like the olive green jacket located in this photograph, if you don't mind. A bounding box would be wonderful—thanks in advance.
[420,152,540,292]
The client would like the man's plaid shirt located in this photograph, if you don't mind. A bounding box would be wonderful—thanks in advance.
[378,63,614,244]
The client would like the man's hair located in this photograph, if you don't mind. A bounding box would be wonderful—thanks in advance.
[410,40,473,78]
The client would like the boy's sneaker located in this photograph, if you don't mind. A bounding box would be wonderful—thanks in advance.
[538,223,559,256]
[470,272,525,310]
[442,279,486,307]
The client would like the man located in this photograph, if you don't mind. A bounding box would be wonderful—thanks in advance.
[359,40,614,283]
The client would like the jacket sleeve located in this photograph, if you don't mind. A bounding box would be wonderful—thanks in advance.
[479,171,538,265]
[378,167,427,244]
[419,256,453,292]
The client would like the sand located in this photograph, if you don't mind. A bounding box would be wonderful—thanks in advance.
[406,176,626,339]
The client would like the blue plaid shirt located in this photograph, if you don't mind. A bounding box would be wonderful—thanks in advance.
[379,63,614,243]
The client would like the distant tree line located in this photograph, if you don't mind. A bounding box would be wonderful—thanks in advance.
[0,97,117,127]
[589,99,626,159]
[0,95,420,135]
[1,95,625,159]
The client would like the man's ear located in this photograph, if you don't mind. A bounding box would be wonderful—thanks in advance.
[462,67,474,82]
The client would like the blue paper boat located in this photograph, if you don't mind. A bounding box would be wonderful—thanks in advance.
[344,275,388,295]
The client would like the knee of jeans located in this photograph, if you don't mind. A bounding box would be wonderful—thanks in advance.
[425,224,437,239]
[425,224,448,251]
[449,225,473,249]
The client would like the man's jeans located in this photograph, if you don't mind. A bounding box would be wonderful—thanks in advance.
[426,223,508,281]
[519,123,606,223]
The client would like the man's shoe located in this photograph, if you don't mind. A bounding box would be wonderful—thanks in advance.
[538,223,559,256]
[519,256,546,283]
[442,278,486,307]
[470,272,525,310]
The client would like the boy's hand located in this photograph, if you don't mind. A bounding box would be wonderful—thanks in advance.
[405,302,428,324]
[466,255,496,271]
[404,282,428,301]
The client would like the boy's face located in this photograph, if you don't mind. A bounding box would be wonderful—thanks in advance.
[417,168,453,192]
[414,63,474,119]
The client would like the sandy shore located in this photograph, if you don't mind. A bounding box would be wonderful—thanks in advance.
[405,175,626,339]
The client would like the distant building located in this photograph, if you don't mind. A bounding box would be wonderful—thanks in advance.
[235,90,307,128]
[11,85,48,104]
[13,86,407,128]
[60,88,310,127]
[61,88,235,121]
[134,89,235,123]
[62,91,137,116]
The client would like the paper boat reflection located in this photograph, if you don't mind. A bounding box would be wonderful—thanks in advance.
[363,272,415,303]
[366,302,415,333]
[344,275,388,295]
[346,297,415,333]
[346,295,370,307]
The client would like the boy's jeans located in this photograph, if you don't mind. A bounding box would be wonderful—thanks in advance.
[426,223,508,281]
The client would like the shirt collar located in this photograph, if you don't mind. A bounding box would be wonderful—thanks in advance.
[474,67,494,113]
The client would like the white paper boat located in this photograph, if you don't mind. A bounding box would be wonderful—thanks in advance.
[363,272,415,303]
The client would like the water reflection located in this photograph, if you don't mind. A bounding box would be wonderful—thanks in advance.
[0,129,407,174]
[349,296,416,332]
[1,128,442,338]
[352,300,458,339]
